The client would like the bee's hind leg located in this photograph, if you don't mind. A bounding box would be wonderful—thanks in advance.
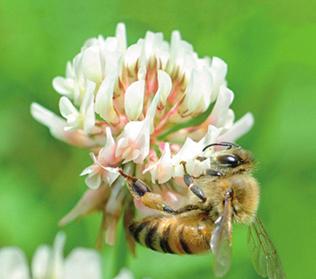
[118,169,177,214]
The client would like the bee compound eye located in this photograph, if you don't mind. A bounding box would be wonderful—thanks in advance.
[217,154,242,168]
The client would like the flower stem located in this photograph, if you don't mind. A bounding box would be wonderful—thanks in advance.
[110,162,135,278]
[111,220,129,278]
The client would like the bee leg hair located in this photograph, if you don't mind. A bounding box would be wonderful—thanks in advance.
[118,169,177,214]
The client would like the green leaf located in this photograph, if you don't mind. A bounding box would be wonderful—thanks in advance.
[157,102,214,140]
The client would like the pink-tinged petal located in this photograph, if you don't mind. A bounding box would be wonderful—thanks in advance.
[115,138,127,158]
[124,80,145,121]
[31,103,64,133]
[52,77,74,97]
[217,112,254,143]
[144,144,173,184]
[101,167,120,186]
[0,248,30,279]
[157,70,172,105]
[116,89,162,163]
[105,127,115,146]
[132,125,149,164]
[64,249,102,279]
[59,186,110,226]
[31,246,51,279]
[98,127,116,163]
[132,149,141,160]
[95,75,118,123]
[31,103,96,148]
[31,103,70,140]
[115,120,148,163]
[210,86,234,127]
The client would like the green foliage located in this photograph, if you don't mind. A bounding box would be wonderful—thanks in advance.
[0,1,315,278]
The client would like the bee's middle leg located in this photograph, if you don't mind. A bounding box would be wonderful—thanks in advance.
[118,169,176,214]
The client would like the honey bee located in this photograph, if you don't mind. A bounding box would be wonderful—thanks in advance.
[119,142,285,279]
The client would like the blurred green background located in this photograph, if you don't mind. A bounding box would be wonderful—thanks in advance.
[0,0,315,278]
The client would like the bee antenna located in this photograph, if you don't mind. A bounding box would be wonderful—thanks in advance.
[202,142,240,152]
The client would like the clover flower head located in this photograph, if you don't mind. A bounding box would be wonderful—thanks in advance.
[0,232,102,279]
[31,23,254,245]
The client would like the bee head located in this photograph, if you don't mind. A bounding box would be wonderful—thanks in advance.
[203,142,254,176]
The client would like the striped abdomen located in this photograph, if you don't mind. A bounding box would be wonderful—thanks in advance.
[129,212,214,254]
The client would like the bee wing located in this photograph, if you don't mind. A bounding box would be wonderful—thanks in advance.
[210,196,233,277]
[248,217,286,279]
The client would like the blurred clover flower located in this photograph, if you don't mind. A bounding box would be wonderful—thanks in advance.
[113,269,134,279]
[0,232,102,279]
[31,23,253,246]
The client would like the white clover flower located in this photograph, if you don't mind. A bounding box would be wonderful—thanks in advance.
[113,268,135,279]
[0,248,29,279]
[30,103,97,148]
[0,233,102,279]
[144,143,173,184]
[31,23,254,245]
[59,80,96,134]
[113,268,151,279]
[80,127,119,189]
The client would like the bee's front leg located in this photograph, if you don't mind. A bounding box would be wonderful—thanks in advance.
[118,169,176,214]
[183,174,207,202]
[180,161,207,202]
[181,162,224,202]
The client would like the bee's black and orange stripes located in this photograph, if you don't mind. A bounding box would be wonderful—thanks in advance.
[129,213,213,255]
